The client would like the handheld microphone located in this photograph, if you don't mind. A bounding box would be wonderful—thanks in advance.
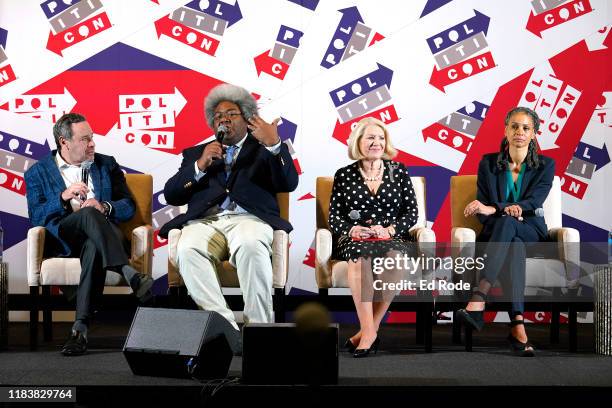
[518,207,544,221]
[80,160,93,201]
[216,124,228,143]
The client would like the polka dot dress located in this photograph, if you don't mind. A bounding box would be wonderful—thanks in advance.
[328,160,419,262]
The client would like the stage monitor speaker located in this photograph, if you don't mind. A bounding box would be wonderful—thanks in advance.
[242,323,339,385]
[123,307,239,379]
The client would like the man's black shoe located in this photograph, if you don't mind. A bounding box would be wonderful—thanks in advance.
[130,274,154,303]
[61,331,88,356]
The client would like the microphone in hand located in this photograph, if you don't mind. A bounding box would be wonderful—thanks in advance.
[80,160,93,202]
[216,124,228,144]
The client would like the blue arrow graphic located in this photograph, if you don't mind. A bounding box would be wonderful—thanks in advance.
[425,10,490,54]
[277,117,297,143]
[0,27,7,49]
[457,101,489,121]
[0,131,51,160]
[329,63,393,108]
[320,6,364,69]
[420,0,454,18]
[287,0,319,11]
[575,142,610,171]
[0,211,32,251]
[185,0,243,27]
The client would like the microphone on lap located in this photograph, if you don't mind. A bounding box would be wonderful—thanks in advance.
[518,207,544,221]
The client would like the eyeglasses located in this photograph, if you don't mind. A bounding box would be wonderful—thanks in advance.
[213,110,242,122]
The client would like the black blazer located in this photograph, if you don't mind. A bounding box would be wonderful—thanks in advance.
[159,134,299,237]
[476,153,555,241]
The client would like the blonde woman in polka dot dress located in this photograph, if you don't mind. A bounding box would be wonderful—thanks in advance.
[329,117,419,357]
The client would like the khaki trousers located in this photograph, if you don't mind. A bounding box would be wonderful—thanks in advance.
[176,213,274,329]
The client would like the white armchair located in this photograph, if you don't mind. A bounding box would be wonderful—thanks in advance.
[449,175,581,351]
[166,193,290,322]
[27,174,154,349]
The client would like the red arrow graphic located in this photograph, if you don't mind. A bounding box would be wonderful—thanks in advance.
[46,12,112,57]
[422,122,472,154]
[155,15,220,56]
[526,0,593,38]
[430,51,496,93]
[254,50,289,80]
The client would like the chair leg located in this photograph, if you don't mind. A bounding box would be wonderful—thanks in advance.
[424,303,433,353]
[167,286,179,308]
[42,286,52,342]
[550,304,560,344]
[29,287,39,350]
[464,325,473,352]
[569,305,577,352]
[274,287,286,323]
[452,310,462,344]
[318,288,328,308]
[415,305,424,344]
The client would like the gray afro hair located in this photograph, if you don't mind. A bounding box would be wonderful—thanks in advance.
[204,83,258,128]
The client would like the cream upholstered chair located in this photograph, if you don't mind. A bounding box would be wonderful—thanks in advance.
[27,174,154,349]
[166,193,290,322]
[315,176,437,351]
[449,175,581,351]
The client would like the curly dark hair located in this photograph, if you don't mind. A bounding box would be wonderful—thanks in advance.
[496,107,540,170]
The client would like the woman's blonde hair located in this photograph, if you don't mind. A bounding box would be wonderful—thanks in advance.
[346,117,397,160]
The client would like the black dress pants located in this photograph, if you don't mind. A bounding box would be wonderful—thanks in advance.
[57,207,130,323]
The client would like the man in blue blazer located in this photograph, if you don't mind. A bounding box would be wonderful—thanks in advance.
[25,113,153,356]
[160,84,298,331]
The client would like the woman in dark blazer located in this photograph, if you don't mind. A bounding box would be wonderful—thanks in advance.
[457,107,555,357]
[328,117,419,358]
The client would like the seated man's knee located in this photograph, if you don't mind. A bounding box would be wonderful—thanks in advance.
[236,238,270,257]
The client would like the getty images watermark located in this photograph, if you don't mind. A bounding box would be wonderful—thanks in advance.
[370,252,485,292]
[360,241,600,303]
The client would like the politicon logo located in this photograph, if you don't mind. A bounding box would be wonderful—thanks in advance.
[0,26,17,88]
[320,6,384,69]
[155,0,243,57]
[41,0,113,57]
[421,101,489,155]
[426,10,495,93]
[329,63,398,144]
[526,0,594,38]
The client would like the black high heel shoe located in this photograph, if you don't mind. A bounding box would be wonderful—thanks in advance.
[343,337,357,353]
[456,290,487,332]
[353,337,380,358]
[507,320,536,357]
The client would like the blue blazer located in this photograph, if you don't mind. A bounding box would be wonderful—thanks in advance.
[476,153,555,241]
[24,151,135,256]
[160,133,299,238]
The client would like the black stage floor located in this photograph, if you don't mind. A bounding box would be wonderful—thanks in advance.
[1,316,611,405]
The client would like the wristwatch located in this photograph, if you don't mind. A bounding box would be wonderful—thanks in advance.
[101,201,111,216]
[387,225,396,237]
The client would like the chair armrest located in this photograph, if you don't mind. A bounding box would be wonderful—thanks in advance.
[410,226,436,256]
[315,228,333,289]
[450,227,476,258]
[548,227,581,285]
[130,225,153,276]
[27,227,46,287]
[272,230,289,288]
[167,228,183,288]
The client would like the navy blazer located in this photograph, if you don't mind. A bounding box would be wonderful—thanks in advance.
[476,153,555,241]
[24,151,135,256]
[159,134,299,238]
